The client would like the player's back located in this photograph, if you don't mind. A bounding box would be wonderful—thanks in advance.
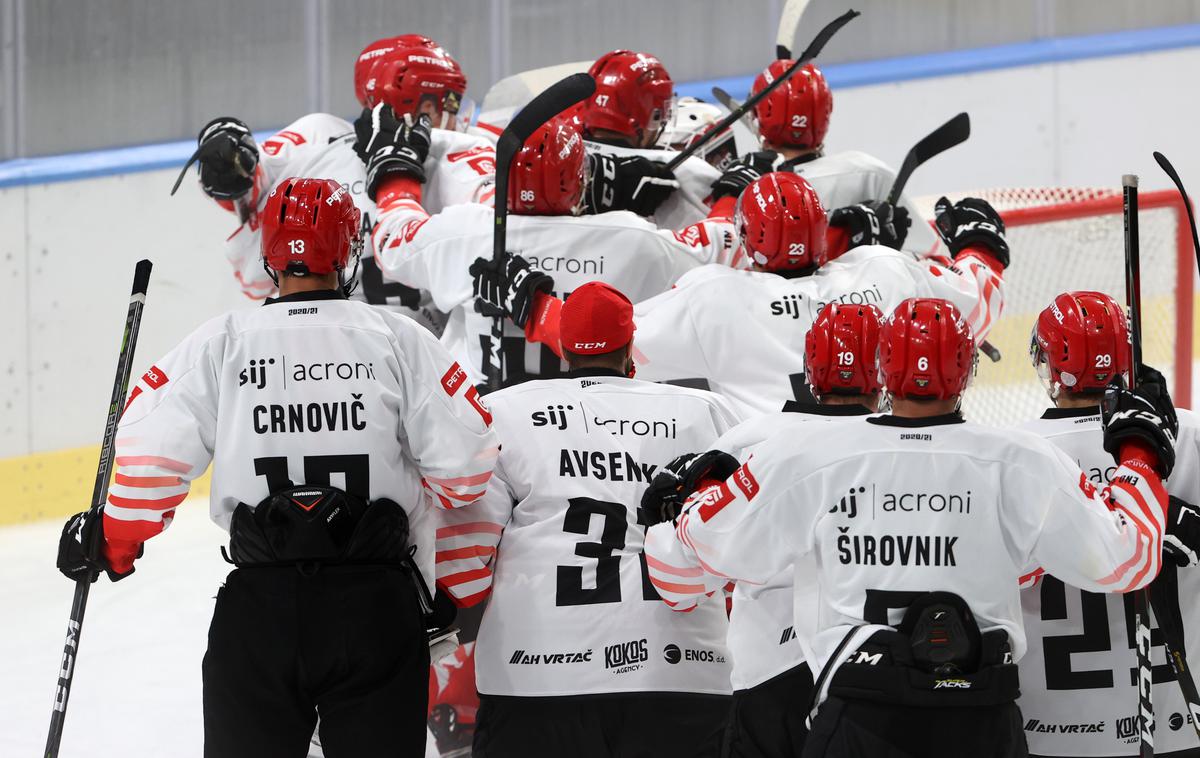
[1017,407,1200,757]
[474,374,739,697]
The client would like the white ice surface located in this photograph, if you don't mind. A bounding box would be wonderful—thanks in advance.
[0,499,229,757]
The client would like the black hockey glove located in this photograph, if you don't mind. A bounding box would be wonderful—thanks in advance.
[639,450,740,526]
[194,117,259,201]
[57,509,136,583]
[709,150,778,201]
[1164,496,1200,567]
[358,104,433,200]
[583,153,679,217]
[934,196,1010,268]
[829,201,912,250]
[1101,370,1178,478]
[470,253,554,329]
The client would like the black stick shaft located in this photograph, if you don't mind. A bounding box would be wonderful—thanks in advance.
[44,259,152,758]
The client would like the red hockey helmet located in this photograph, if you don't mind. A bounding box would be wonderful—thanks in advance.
[371,42,468,127]
[1031,291,1131,399]
[581,50,674,145]
[354,35,439,108]
[508,115,586,216]
[262,177,362,275]
[806,302,884,398]
[735,172,828,272]
[751,61,832,151]
[879,298,975,401]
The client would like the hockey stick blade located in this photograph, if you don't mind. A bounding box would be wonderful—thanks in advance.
[775,0,812,59]
[45,259,153,758]
[1154,151,1200,277]
[667,8,859,170]
[885,112,970,207]
[711,87,758,133]
[486,73,596,390]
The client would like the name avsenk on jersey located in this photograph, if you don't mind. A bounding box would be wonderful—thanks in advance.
[643,297,1178,757]
[434,283,741,758]
[640,301,885,757]
[478,171,1007,417]
[57,177,499,757]
[176,34,494,332]
[1019,291,1200,758]
[370,113,749,388]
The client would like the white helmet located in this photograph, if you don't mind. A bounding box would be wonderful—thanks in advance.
[656,97,737,169]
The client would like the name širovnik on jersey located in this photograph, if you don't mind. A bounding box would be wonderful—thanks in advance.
[830,484,971,567]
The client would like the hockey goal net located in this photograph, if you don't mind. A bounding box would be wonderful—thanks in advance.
[914,187,1194,427]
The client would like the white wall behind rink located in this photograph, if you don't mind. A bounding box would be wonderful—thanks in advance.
[2,44,1199,457]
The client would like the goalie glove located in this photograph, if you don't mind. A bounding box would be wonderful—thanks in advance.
[1101,368,1178,478]
[470,253,554,329]
[639,450,740,526]
[1164,496,1200,568]
[934,196,1010,268]
[358,105,433,200]
[583,154,679,217]
[829,201,912,250]
[194,117,259,201]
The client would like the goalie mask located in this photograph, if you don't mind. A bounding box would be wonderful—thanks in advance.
[880,298,976,402]
[1031,291,1131,400]
[657,96,736,170]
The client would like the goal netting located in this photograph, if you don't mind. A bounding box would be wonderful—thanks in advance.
[913,188,1194,427]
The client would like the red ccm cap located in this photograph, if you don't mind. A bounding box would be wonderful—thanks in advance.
[560,282,636,354]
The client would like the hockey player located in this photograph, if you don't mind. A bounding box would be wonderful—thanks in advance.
[477,171,1006,417]
[640,301,883,758]
[57,177,499,758]
[184,35,494,331]
[1019,291,1200,758]
[732,60,938,256]
[579,49,722,228]
[657,96,738,171]
[643,296,1178,758]
[433,281,741,757]
[369,111,748,388]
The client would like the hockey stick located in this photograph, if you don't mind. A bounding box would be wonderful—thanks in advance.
[44,259,153,758]
[1148,150,1200,741]
[710,87,758,133]
[1122,173,1156,758]
[666,8,859,171]
[885,112,970,207]
[486,73,596,390]
[775,0,813,59]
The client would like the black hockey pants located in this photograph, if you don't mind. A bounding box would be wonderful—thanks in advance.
[722,663,814,758]
[202,564,430,758]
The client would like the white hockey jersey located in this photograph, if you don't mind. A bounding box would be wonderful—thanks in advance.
[372,198,740,387]
[1017,406,1200,757]
[102,290,500,587]
[785,149,939,257]
[712,404,874,691]
[435,371,742,697]
[644,414,1169,701]
[631,244,1004,417]
[217,113,495,331]
[584,139,720,229]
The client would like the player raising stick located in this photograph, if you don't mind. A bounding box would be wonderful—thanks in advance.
[57,177,499,757]
[369,112,751,388]
[643,296,1177,757]
[1019,291,1200,758]
[640,301,884,758]
[434,282,741,757]
[477,172,1006,417]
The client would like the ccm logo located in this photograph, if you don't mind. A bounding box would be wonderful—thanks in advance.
[572,341,608,350]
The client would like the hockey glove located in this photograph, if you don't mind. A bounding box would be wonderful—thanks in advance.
[1101,371,1178,478]
[57,509,136,583]
[360,105,433,200]
[194,117,259,201]
[934,196,1010,268]
[639,450,740,526]
[709,150,779,201]
[829,201,912,251]
[470,253,554,329]
[583,153,679,217]
[1164,496,1200,567]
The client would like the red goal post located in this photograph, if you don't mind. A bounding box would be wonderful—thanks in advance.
[915,188,1193,426]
